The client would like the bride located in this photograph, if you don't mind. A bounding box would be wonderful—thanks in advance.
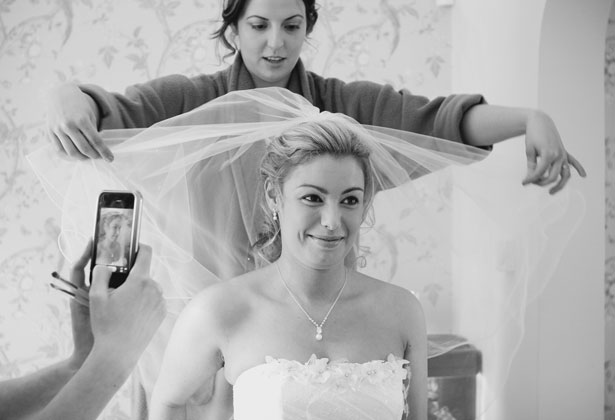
[150,117,427,420]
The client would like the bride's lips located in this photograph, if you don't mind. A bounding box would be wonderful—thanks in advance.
[308,234,345,248]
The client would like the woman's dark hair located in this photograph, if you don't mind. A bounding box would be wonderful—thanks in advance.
[212,0,319,58]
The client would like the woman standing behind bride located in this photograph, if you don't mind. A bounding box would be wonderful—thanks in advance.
[46,0,584,194]
[150,118,427,420]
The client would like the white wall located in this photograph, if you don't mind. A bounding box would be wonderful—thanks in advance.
[451,0,609,419]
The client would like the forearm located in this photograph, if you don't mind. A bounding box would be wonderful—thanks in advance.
[407,341,427,420]
[0,359,79,420]
[461,104,535,147]
[408,369,427,420]
[31,346,139,420]
[80,74,206,130]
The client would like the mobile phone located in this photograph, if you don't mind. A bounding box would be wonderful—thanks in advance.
[90,190,142,288]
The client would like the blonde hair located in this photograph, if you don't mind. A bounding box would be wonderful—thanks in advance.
[253,116,375,265]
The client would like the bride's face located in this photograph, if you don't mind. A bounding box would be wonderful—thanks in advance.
[277,154,366,269]
[104,217,122,244]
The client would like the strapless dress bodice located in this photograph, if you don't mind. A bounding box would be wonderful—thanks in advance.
[232,354,409,420]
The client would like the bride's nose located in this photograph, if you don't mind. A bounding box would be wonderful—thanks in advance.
[320,204,341,231]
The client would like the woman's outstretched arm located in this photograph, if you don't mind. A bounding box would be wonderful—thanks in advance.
[461,105,586,194]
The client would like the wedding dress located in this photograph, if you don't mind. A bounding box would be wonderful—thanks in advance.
[232,355,409,420]
[27,87,583,418]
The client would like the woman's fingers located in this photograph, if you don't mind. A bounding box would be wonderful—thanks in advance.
[567,153,587,178]
[56,130,89,160]
[129,244,152,277]
[82,124,114,162]
[523,153,576,194]
[69,241,93,288]
[547,153,585,194]
[45,82,109,161]
[89,265,114,306]
[47,129,66,155]
[536,157,564,186]
[65,126,100,160]
[548,162,571,194]
[523,154,551,185]
[53,122,111,161]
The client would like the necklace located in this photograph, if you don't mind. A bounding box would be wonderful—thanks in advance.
[275,263,348,341]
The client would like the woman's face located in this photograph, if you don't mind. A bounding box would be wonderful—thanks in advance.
[234,0,307,88]
[276,155,366,270]
[104,217,122,243]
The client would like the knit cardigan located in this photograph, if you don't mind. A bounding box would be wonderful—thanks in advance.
[81,54,484,144]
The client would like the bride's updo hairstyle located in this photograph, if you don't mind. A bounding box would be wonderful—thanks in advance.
[213,0,319,58]
[253,115,376,265]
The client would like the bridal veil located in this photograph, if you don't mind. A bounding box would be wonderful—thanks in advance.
[28,87,583,417]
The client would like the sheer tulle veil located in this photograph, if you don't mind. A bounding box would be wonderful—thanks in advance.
[27,88,584,417]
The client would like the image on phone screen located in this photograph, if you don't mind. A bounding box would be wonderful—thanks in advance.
[95,207,134,273]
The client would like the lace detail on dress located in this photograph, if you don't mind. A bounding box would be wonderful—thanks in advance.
[258,353,410,392]
[233,354,410,420]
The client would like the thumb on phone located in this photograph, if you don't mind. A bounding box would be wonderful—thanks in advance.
[130,244,152,277]
[69,240,93,289]
[89,265,115,303]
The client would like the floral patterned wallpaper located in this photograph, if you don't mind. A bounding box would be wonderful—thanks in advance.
[0,0,452,418]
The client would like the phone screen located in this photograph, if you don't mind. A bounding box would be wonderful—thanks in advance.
[95,206,134,273]
[91,191,141,287]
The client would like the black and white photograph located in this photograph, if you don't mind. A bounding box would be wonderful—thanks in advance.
[0,1,612,420]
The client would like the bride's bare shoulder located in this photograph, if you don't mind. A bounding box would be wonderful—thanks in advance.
[355,272,422,312]
[181,266,271,325]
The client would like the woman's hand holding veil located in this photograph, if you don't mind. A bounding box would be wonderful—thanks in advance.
[521,109,586,194]
[461,104,586,194]
[45,83,114,162]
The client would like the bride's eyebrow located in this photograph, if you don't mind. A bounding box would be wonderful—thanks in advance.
[298,185,364,194]
[342,187,364,194]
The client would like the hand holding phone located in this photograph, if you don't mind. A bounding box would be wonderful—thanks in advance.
[89,245,166,363]
[90,190,142,288]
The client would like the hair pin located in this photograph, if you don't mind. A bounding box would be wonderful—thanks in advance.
[51,271,77,289]
[49,282,76,298]
[50,272,90,307]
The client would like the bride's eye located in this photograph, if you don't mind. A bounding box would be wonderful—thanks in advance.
[302,194,322,204]
[342,196,360,206]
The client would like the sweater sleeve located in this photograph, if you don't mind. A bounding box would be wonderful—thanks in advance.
[310,75,486,145]
[80,73,228,130]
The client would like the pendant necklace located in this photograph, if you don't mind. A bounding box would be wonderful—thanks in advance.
[276,263,348,341]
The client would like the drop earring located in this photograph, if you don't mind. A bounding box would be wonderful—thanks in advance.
[272,209,278,222]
